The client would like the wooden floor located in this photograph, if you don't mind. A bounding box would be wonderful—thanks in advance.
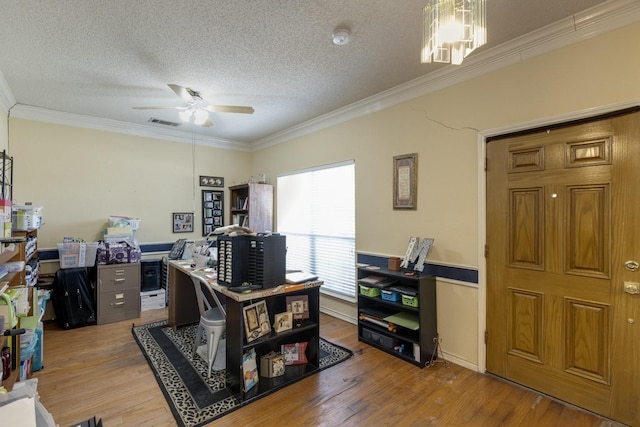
[25,309,623,427]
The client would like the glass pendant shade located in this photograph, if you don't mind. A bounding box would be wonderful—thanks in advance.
[421,0,486,65]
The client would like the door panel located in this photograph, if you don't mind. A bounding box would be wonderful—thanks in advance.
[566,184,609,277]
[486,111,640,426]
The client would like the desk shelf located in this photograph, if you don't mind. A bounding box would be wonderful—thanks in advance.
[226,286,320,401]
[168,261,322,404]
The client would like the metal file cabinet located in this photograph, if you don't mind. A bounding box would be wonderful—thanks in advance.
[96,263,141,324]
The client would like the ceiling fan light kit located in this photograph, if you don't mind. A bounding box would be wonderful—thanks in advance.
[421,0,486,65]
[134,83,255,128]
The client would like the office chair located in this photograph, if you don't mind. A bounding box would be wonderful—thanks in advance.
[190,273,226,377]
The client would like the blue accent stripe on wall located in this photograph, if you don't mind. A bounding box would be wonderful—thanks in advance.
[357,253,478,285]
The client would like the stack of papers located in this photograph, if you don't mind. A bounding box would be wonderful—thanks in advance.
[285,272,318,284]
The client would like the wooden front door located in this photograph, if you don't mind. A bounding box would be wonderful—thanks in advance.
[486,110,640,426]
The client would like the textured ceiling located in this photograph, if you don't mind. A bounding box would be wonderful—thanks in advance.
[0,0,622,146]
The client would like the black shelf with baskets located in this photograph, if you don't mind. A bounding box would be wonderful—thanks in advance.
[357,266,437,367]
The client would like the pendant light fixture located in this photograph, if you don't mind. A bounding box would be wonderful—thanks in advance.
[421,0,486,65]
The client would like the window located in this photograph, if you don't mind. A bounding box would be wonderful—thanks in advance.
[277,161,355,300]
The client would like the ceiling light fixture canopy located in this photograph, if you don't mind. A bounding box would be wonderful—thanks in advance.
[421,0,486,65]
[332,28,351,46]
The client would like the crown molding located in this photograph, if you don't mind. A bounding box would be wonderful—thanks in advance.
[0,70,16,115]
[254,0,640,150]
[9,105,252,151]
[5,0,640,151]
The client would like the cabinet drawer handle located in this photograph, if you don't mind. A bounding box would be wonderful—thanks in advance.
[113,278,125,283]
[111,301,125,306]
[115,270,125,275]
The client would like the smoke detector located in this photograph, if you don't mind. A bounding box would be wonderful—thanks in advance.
[332,29,351,46]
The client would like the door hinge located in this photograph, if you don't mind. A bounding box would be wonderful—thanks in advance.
[484,244,488,257]
[484,330,488,344]
[484,157,487,171]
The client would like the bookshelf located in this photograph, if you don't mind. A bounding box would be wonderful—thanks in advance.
[357,266,437,367]
[229,183,273,233]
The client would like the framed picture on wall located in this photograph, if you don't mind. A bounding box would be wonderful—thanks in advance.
[173,212,194,233]
[393,153,418,210]
[202,190,223,235]
[199,175,224,187]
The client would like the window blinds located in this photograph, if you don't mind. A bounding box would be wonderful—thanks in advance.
[277,161,356,300]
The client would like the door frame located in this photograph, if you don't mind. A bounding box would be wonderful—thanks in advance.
[475,99,640,374]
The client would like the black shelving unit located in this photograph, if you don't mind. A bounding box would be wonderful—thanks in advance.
[357,266,437,367]
[226,286,320,402]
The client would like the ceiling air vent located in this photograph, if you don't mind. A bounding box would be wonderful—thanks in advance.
[148,117,181,127]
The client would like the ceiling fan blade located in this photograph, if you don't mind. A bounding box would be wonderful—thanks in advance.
[133,106,188,110]
[168,84,195,103]
[204,105,255,114]
[201,119,214,128]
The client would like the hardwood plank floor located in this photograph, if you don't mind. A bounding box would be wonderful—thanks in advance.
[27,309,623,427]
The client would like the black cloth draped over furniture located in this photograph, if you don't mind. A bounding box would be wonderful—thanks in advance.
[51,267,96,329]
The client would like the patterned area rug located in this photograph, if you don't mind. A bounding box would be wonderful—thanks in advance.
[132,321,352,427]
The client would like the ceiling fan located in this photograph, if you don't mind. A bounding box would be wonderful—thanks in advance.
[133,83,254,127]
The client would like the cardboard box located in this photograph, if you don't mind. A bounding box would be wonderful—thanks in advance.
[140,289,166,311]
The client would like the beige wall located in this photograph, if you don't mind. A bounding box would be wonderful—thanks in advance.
[9,119,252,247]
[255,22,640,368]
[6,22,640,370]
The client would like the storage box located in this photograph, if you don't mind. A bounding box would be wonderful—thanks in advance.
[259,351,286,378]
[96,241,141,264]
[402,294,419,308]
[57,242,98,269]
[140,289,166,311]
[0,199,11,223]
[359,284,381,298]
[12,205,43,230]
[362,327,397,350]
[381,289,401,302]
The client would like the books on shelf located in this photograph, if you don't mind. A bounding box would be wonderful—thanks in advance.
[235,197,249,210]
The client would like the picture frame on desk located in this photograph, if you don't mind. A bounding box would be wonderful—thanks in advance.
[243,300,271,342]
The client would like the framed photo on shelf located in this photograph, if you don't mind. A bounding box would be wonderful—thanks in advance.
[243,300,271,342]
[199,175,224,187]
[202,190,223,236]
[242,348,259,391]
[281,342,308,365]
[393,153,418,210]
[286,295,309,324]
[172,212,194,233]
[273,311,293,333]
